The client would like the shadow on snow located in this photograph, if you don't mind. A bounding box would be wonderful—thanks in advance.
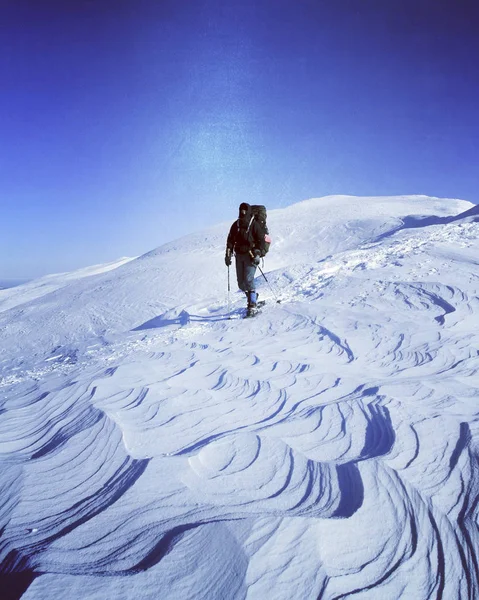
[132,310,237,331]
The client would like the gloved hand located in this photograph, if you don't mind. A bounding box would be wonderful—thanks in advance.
[251,250,261,266]
[225,249,232,267]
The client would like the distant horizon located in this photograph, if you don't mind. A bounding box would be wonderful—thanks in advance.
[2,192,475,283]
[2,0,478,280]
[0,279,30,289]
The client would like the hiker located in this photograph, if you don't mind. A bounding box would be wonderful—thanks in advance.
[225,202,270,316]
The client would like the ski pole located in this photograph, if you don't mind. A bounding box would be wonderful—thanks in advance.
[227,266,231,316]
[257,265,281,303]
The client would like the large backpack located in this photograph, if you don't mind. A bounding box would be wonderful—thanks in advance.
[235,204,271,255]
[250,205,271,255]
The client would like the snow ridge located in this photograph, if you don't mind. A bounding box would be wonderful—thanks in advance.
[1,195,479,600]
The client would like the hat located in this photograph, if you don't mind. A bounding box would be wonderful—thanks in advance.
[239,202,250,212]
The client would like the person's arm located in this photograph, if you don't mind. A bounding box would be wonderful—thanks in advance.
[225,222,236,265]
[226,222,236,251]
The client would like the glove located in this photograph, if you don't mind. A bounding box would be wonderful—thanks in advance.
[225,249,232,267]
[251,250,261,266]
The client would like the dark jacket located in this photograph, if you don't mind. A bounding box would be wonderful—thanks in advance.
[226,204,267,256]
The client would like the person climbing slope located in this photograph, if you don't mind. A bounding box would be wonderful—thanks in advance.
[225,202,271,317]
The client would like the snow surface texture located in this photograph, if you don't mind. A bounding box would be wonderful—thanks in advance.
[1,195,479,600]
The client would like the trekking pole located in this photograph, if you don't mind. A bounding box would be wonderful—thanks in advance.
[257,265,281,303]
[227,266,231,317]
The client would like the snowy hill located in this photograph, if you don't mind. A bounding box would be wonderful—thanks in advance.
[0,195,471,363]
[0,257,134,315]
[1,195,479,600]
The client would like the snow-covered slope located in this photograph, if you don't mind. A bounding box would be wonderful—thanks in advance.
[0,256,134,314]
[1,195,479,600]
[0,195,471,363]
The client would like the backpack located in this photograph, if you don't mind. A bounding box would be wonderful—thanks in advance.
[234,204,271,256]
[250,205,271,255]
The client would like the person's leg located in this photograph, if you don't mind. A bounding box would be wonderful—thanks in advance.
[244,262,256,291]
[244,262,257,307]
[235,253,247,292]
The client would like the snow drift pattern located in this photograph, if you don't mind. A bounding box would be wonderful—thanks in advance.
[1,196,479,599]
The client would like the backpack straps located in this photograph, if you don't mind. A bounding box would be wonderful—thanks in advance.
[237,216,255,235]
[235,215,255,253]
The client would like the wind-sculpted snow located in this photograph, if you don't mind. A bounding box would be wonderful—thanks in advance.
[1,196,479,599]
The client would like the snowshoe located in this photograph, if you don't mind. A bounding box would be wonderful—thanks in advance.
[244,300,265,318]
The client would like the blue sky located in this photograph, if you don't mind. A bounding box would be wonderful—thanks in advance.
[1,0,478,280]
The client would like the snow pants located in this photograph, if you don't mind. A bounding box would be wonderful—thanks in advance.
[235,252,257,292]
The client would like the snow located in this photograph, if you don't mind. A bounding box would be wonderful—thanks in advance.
[1,195,478,599]
[0,257,134,314]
